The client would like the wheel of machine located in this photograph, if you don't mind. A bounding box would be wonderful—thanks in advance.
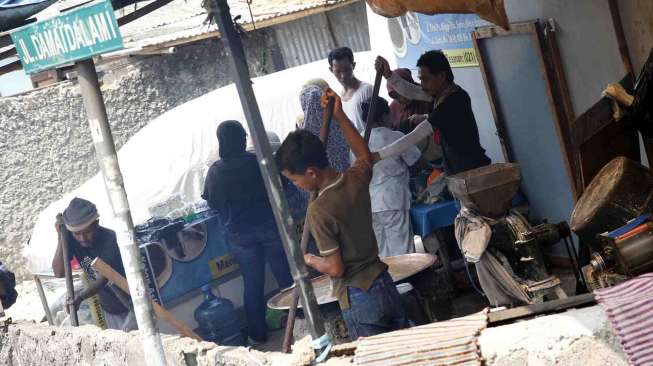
[571,157,653,249]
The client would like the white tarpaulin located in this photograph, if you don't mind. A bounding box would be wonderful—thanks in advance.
[25,52,380,275]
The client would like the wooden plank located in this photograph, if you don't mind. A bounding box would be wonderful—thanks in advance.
[488,293,596,324]
[608,0,635,81]
[0,46,17,61]
[0,33,13,48]
[572,74,634,145]
[578,122,640,188]
[472,31,514,162]
[0,59,22,74]
[543,20,580,193]
[330,341,358,357]
[34,275,54,325]
[117,0,176,26]
[531,22,579,200]
[572,73,638,188]
[473,21,536,39]
[91,258,202,341]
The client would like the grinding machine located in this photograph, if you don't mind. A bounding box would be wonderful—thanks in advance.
[447,163,574,307]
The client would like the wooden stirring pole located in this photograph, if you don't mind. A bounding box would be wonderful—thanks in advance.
[91,257,202,341]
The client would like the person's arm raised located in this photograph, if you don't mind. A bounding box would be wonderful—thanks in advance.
[375,56,433,102]
[322,89,372,162]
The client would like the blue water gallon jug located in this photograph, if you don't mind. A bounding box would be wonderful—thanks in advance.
[194,285,244,346]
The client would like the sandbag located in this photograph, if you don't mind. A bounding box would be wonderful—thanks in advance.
[366,0,509,30]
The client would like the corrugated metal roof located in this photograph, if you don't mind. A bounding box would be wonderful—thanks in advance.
[117,0,357,49]
[24,0,356,49]
[353,310,488,366]
[273,1,370,68]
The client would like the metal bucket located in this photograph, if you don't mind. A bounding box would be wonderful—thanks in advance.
[446,163,521,218]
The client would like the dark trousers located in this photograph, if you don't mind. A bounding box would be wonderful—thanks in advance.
[229,225,293,342]
[341,271,409,340]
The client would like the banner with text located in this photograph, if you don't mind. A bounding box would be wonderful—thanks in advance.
[387,13,488,69]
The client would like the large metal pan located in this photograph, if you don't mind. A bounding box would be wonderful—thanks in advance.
[268,253,437,310]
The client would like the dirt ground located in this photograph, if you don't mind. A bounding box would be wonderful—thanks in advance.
[4,277,67,323]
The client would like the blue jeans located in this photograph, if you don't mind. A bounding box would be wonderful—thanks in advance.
[228,224,293,342]
[341,271,408,340]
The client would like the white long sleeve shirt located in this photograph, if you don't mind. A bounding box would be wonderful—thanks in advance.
[368,127,421,212]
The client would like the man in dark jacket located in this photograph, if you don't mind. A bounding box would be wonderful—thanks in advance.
[202,121,293,344]
[376,51,491,175]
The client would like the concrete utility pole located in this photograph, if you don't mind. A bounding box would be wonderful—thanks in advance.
[75,58,167,366]
[211,0,327,341]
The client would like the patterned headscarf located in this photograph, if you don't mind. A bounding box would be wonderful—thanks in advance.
[300,85,350,172]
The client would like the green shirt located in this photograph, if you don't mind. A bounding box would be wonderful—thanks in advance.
[307,158,388,309]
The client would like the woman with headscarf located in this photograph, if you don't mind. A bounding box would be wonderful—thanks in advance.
[202,121,293,345]
[300,82,351,172]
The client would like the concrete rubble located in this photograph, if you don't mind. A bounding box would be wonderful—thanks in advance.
[0,305,627,366]
[0,322,316,366]
[480,306,627,366]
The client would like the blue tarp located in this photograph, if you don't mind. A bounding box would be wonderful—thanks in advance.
[0,0,57,32]
[0,0,53,8]
[1,0,150,32]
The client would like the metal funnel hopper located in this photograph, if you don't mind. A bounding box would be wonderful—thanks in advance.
[446,163,521,219]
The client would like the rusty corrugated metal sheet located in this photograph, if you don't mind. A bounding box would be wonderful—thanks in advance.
[119,0,360,49]
[0,0,363,73]
[274,1,370,68]
[353,310,488,366]
[328,1,370,52]
[275,14,335,68]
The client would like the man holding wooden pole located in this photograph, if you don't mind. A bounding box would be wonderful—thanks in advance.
[52,198,137,331]
[275,88,433,340]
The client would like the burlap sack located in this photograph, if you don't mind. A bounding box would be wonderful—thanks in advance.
[366,0,510,30]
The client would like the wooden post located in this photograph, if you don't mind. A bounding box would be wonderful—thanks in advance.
[363,71,384,143]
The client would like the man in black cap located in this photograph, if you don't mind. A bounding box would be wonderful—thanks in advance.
[52,197,137,331]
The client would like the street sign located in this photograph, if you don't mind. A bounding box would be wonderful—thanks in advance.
[10,1,123,74]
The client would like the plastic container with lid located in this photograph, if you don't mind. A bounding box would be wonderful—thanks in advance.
[193,285,244,346]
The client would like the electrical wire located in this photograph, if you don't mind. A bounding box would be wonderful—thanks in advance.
[247,0,255,29]
[464,259,486,297]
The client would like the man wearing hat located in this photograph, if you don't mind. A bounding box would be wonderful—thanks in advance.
[52,197,137,331]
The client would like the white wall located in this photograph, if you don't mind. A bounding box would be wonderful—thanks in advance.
[503,0,625,117]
